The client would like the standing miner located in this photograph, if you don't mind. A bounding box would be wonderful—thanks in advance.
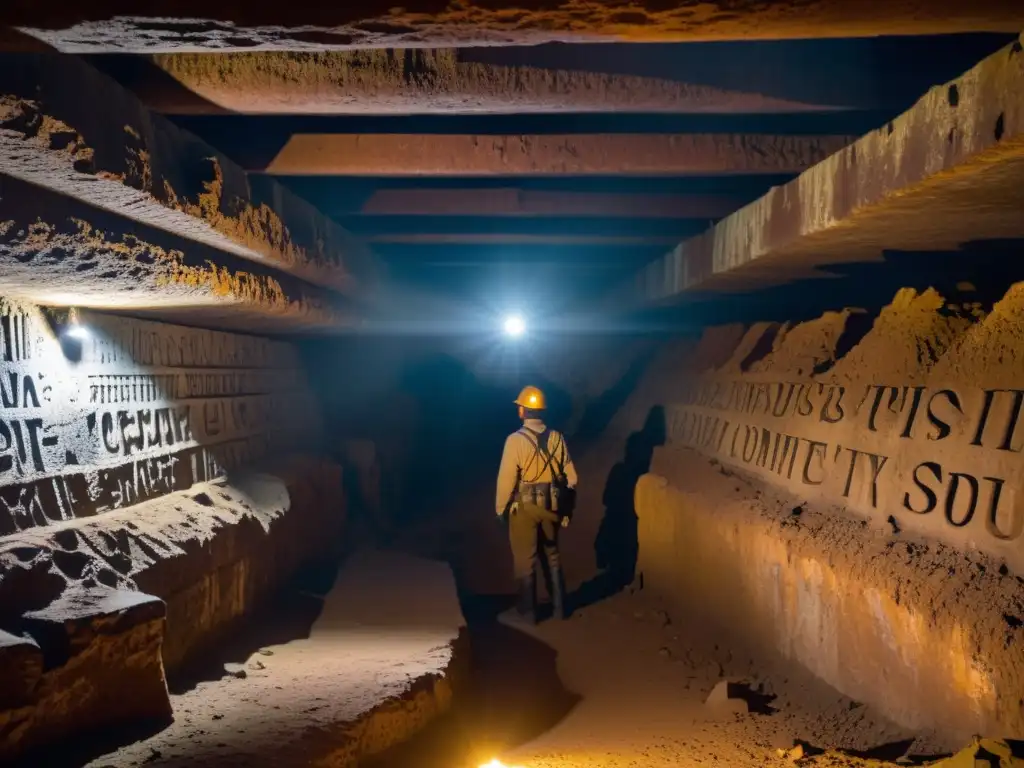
[496,385,578,624]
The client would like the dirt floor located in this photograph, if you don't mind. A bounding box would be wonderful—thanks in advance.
[56,445,1007,768]
[68,551,463,768]
[365,585,962,768]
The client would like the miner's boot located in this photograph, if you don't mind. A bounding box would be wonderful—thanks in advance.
[517,573,537,624]
[550,566,568,620]
[501,574,537,627]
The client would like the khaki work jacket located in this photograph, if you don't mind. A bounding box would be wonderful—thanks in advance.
[495,418,578,517]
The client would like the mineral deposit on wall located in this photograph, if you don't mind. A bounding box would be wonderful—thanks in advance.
[0,299,320,534]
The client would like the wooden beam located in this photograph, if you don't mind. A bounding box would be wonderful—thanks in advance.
[616,34,1024,307]
[361,234,682,246]
[359,189,744,218]
[262,133,853,176]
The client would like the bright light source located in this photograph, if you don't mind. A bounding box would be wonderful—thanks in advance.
[479,760,524,768]
[64,324,90,340]
[503,314,526,338]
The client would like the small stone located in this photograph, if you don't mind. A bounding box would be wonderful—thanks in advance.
[786,744,805,762]
[658,647,672,658]
[705,680,749,715]
[248,659,266,671]
[212,714,224,720]
[224,663,247,679]
[655,610,671,627]
[257,649,274,656]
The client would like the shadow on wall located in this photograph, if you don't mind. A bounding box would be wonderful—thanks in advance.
[572,345,661,443]
[576,405,666,608]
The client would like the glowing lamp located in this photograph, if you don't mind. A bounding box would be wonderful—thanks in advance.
[65,323,90,340]
[503,315,526,337]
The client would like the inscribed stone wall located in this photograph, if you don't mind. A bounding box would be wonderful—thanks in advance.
[634,285,1024,570]
[0,299,320,534]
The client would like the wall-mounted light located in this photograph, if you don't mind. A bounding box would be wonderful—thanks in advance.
[64,308,90,340]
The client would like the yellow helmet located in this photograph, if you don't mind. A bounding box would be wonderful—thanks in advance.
[514,385,546,410]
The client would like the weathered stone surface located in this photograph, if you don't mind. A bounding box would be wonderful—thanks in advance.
[0,455,345,761]
[0,630,41,709]
[0,587,172,763]
[6,1,1024,51]
[262,133,853,176]
[617,284,1024,568]
[138,49,839,115]
[635,462,1024,739]
[623,34,1024,307]
[0,297,324,535]
[360,189,744,219]
[22,586,167,665]
[0,53,374,297]
[0,175,357,333]
[83,550,467,767]
[0,456,343,663]
[613,284,1024,736]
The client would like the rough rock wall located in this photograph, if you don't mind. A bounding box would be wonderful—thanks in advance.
[0,299,343,760]
[623,283,1024,737]
[0,300,320,535]
[623,284,1024,570]
[0,458,345,761]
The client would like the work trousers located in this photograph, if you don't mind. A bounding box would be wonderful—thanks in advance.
[508,502,561,580]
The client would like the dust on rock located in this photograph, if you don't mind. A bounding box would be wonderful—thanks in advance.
[825,288,979,386]
[747,309,858,378]
[930,281,1024,388]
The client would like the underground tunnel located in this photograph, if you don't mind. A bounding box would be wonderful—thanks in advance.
[2,7,1024,768]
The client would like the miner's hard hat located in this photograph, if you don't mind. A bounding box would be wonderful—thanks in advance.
[514,385,546,410]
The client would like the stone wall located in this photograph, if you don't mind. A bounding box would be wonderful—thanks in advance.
[0,300,320,535]
[0,299,343,761]
[622,286,1024,569]
[624,284,1024,737]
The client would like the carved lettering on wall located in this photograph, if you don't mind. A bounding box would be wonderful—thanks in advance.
[0,302,319,535]
[666,378,1024,550]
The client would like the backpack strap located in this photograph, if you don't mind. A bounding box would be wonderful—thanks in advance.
[518,426,558,483]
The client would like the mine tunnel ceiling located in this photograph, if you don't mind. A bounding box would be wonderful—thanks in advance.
[78,32,1017,314]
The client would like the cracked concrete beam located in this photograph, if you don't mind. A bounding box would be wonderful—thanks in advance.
[0,53,376,299]
[0,173,357,335]
[360,189,745,218]
[5,1,1024,52]
[618,35,1024,308]
[260,133,853,176]
[133,49,842,115]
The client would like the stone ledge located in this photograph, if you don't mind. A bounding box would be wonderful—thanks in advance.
[634,451,1024,740]
[87,550,469,767]
[0,587,172,763]
[0,454,345,762]
[0,52,376,297]
[0,630,41,710]
[0,172,358,335]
